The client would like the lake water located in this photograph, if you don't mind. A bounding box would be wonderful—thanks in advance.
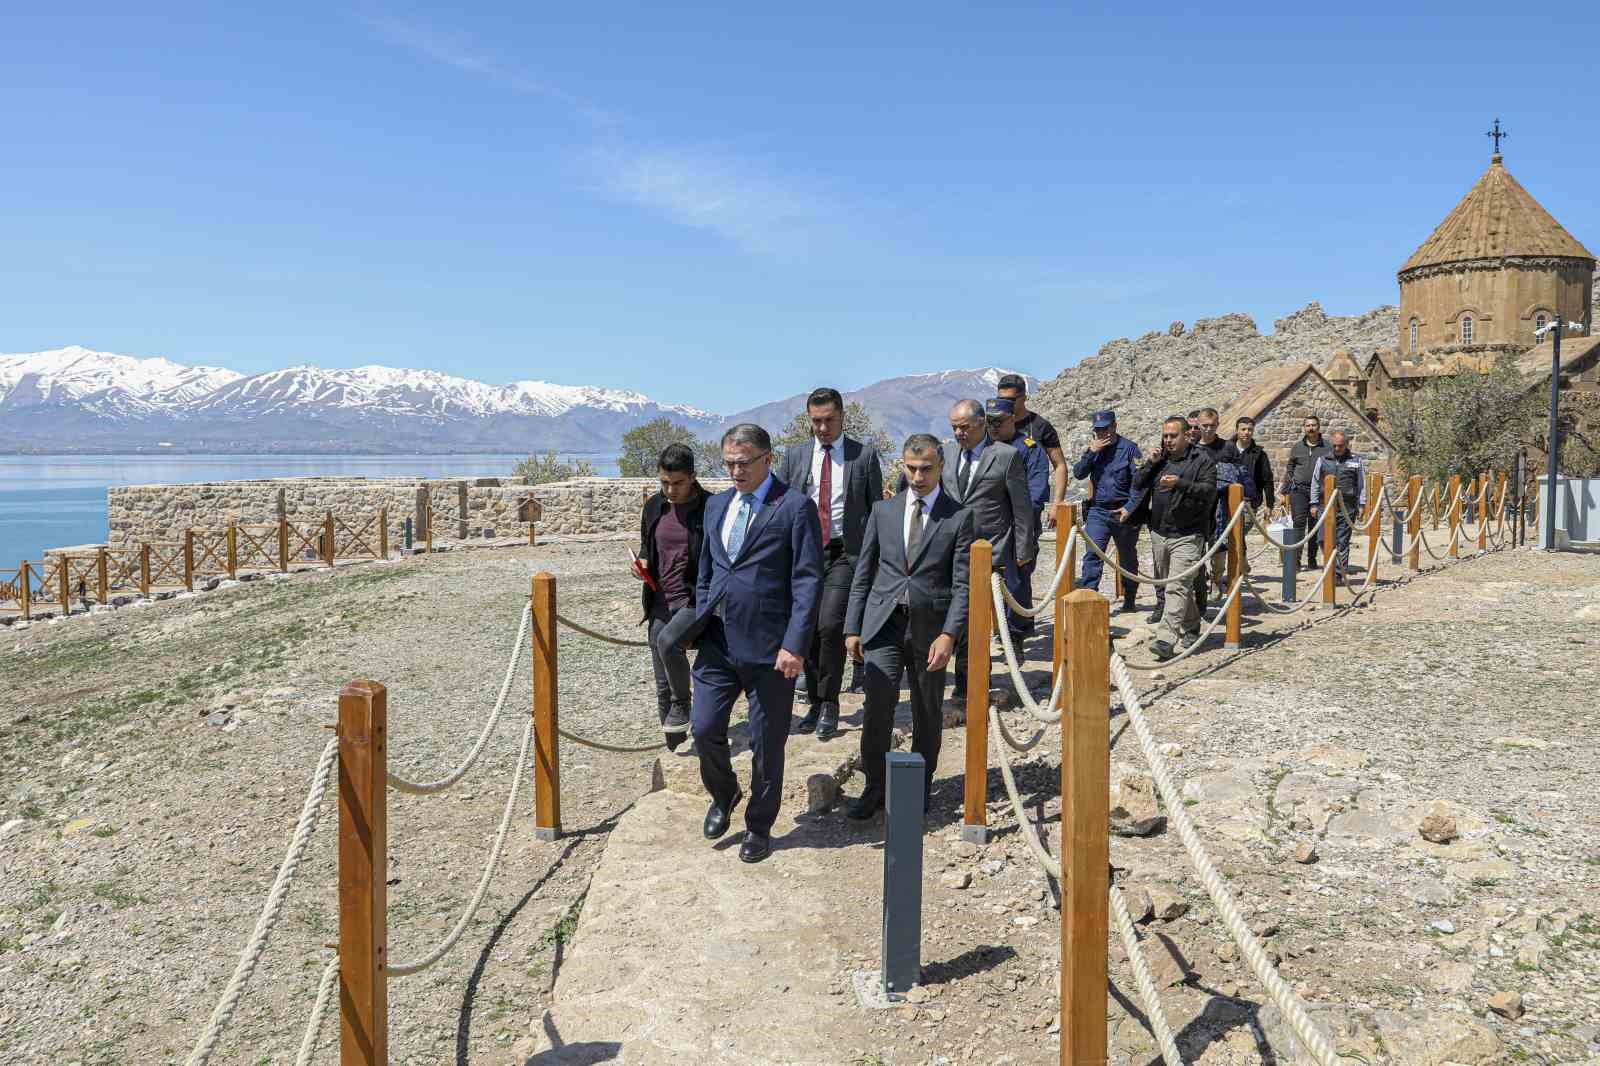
[0,453,618,566]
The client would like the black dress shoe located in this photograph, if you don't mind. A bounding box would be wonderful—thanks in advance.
[794,708,820,734]
[1150,640,1175,662]
[816,703,839,740]
[1149,605,1164,624]
[845,785,885,820]
[703,792,742,839]
[738,831,771,863]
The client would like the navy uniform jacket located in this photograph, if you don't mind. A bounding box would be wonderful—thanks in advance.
[1072,436,1143,510]
[1005,432,1052,510]
[694,478,824,666]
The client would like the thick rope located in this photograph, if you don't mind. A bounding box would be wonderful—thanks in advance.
[387,604,531,795]
[1075,504,1246,587]
[990,573,1066,722]
[1247,496,1336,552]
[1109,654,1338,1066]
[556,613,652,647]
[992,701,1051,752]
[186,738,338,1066]
[294,958,340,1066]
[997,527,1079,617]
[988,707,1057,876]
[557,726,675,753]
[388,712,534,977]
[1240,553,1340,615]
[1110,883,1184,1066]
[1120,577,1244,671]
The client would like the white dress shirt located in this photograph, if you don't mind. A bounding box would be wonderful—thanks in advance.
[721,473,776,551]
[808,439,847,541]
[904,485,940,554]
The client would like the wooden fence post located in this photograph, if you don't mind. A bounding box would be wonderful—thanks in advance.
[324,513,336,567]
[140,543,152,598]
[1365,482,1382,576]
[58,556,71,615]
[20,561,31,621]
[337,680,388,1066]
[96,547,109,604]
[1321,475,1337,604]
[1431,482,1441,529]
[1477,474,1489,551]
[183,530,196,592]
[424,487,434,555]
[1407,476,1422,570]
[1061,589,1110,1066]
[532,573,562,840]
[226,520,239,580]
[378,508,389,561]
[1225,484,1243,650]
[1053,503,1073,686]
[278,515,290,573]
[963,538,993,844]
[1447,475,1462,557]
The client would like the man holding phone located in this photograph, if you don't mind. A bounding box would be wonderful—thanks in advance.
[1129,415,1217,660]
[635,443,709,750]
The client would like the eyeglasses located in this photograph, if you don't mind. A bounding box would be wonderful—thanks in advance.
[723,451,771,472]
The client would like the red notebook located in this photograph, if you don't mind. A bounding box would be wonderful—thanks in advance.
[629,548,658,591]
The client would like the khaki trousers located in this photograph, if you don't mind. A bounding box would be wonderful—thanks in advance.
[1150,531,1202,648]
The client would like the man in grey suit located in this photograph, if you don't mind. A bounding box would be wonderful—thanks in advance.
[941,399,1036,701]
[843,434,974,817]
[779,387,884,740]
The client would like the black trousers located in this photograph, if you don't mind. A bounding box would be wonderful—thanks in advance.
[860,607,945,793]
[805,545,854,707]
[691,624,795,837]
[1290,488,1320,567]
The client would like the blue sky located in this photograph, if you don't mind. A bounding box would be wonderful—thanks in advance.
[3,3,1596,411]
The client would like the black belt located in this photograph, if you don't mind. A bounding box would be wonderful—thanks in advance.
[824,539,846,557]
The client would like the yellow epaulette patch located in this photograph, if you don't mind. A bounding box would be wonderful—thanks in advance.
[1023,437,1037,448]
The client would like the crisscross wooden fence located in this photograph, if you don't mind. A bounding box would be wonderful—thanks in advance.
[4,508,393,621]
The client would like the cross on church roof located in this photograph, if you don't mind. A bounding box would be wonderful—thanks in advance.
[1486,117,1508,158]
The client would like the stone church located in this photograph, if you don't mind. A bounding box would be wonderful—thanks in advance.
[1223,143,1600,472]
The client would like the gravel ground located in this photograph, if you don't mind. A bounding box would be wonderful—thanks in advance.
[3,529,1597,1065]
[0,542,671,1065]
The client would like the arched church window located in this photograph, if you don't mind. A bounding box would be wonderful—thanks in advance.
[1409,319,1419,351]
[1535,313,1547,341]
[1461,316,1474,345]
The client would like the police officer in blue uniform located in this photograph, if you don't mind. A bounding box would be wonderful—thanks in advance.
[1071,410,1143,614]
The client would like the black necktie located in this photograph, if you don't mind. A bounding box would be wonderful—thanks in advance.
[907,496,925,558]
[956,450,972,497]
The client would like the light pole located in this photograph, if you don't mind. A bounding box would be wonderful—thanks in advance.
[1533,315,1588,549]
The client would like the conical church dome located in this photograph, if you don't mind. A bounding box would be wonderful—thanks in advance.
[1400,155,1594,276]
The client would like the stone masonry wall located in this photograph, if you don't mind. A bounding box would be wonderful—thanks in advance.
[103,476,708,550]
[1254,375,1395,480]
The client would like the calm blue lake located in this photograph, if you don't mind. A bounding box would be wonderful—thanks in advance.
[0,453,619,566]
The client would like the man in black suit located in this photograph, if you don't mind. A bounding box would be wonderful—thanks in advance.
[844,434,974,817]
[688,423,823,864]
[940,399,1036,703]
[779,387,884,740]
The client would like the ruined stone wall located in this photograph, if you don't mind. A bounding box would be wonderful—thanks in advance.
[103,476,712,548]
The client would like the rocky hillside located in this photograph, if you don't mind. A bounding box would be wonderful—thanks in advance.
[1031,301,1399,455]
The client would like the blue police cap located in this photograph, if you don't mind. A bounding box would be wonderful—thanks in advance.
[985,397,1016,418]
[1091,410,1115,429]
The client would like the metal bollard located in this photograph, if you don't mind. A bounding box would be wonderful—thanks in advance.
[881,751,925,997]
[1391,513,1403,565]
[404,516,414,550]
[1281,543,1296,602]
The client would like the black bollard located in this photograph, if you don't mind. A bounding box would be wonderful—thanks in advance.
[1281,543,1296,602]
[404,516,414,550]
[1391,512,1403,565]
[881,751,925,997]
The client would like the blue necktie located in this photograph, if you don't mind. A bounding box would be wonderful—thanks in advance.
[726,493,755,559]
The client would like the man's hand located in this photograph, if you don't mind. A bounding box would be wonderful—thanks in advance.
[1278,492,1290,508]
[1147,446,1164,463]
[1158,473,1179,490]
[1043,509,1056,531]
[845,635,864,663]
[775,649,804,679]
[1115,506,1129,522]
[629,558,649,583]
[1088,435,1111,453]
[1310,505,1319,517]
[927,634,956,671]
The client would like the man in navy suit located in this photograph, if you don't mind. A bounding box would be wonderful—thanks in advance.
[690,423,823,863]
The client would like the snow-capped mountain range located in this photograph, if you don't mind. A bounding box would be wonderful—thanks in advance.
[0,346,1027,454]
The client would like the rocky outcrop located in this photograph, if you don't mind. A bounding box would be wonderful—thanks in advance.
[1032,301,1399,458]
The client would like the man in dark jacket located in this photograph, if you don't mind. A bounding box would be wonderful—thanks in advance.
[778,387,884,740]
[1309,430,1366,579]
[1071,409,1143,614]
[1224,416,1274,513]
[635,443,709,749]
[1278,415,1332,569]
[1130,415,1217,660]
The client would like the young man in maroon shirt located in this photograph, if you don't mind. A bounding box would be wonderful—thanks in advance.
[634,443,709,749]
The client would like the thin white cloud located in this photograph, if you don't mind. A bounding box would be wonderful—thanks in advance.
[576,144,842,256]
[361,12,844,257]
[362,13,614,126]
